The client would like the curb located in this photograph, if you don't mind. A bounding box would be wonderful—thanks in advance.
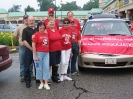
[8,46,19,53]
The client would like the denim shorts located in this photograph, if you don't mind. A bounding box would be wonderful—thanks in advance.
[50,50,61,66]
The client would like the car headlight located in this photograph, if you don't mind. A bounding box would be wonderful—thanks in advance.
[0,56,2,62]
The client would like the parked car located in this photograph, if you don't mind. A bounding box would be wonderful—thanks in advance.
[0,24,17,32]
[0,45,12,72]
[79,14,133,69]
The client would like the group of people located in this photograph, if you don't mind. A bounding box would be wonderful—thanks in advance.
[14,8,81,90]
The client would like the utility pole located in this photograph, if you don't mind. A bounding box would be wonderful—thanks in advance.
[60,0,62,21]
[55,0,56,19]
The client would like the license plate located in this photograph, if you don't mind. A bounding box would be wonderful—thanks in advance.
[105,58,117,64]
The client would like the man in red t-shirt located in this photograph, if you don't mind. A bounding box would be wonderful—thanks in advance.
[67,11,81,32]
[44,8,59,30]
[130,20,133,33]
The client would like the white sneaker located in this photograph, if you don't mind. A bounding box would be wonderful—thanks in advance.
[44,84,50,90]
[60,75,64,81]
[38,83,44,89]
[63,76,72,81]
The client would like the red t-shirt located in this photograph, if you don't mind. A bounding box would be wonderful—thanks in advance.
[130,26,133,32]
[47,27,62,52]
[32,32,49,52]
[74,19,81,31]
[44,19,59,30]
[69,27,81,43]
[59,27,72,50]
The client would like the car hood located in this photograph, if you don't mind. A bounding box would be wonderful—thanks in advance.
[81,35,133,55]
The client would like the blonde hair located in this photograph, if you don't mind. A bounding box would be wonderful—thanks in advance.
[48,17,54,22]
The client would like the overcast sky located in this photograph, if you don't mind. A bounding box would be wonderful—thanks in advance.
[0,0,89,11]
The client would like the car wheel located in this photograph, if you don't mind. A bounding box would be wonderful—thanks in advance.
[78,65,85,72]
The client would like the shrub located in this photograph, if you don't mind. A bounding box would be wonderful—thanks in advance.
[0,32,19,46]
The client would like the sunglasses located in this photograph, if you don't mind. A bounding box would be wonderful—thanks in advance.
[70,22,75,24]
[63,22,70,24]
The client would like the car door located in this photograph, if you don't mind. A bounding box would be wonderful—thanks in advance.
[0,24,4,32]
[3,24,10,32]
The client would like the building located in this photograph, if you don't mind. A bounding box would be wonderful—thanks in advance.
[99,0,106,8]
[103,0,133,20]
[0,8,102,24]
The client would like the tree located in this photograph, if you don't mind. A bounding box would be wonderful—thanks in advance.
[59,1,81,11]
[8,5,21,12]
[83,0,99,10]
[37,0,57,11]
[25,5,35,12]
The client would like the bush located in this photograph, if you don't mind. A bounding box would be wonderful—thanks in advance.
[0,32,19,46]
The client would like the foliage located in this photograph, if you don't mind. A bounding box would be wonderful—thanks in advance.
[59,1,82,11]
[0,32,19,46]
[8,5,21,12]
[25,5,35,12]
[37,0,98,11]
[37,0,57,11]
[83,0,99,10]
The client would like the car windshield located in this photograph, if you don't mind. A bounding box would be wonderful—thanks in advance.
[83,20,131,36]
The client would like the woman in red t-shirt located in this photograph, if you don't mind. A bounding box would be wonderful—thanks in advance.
[47,17,62,83]
[32,22,50,90]
[69,18,81,76]
[59,17,72,81]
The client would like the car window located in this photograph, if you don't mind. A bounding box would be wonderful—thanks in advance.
[83,20,131,35]
[3,25,10,29]
[0,25,3,29]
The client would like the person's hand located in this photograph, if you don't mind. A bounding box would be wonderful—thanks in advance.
[30,47,33,51]
[34,56,39,61]
[79,48,81,54]
[70,52,73,57]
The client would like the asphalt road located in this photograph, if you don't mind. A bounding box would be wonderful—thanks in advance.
[0,52,133,99]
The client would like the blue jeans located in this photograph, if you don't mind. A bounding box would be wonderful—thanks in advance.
[71,44,79,73]
[34,52,50,80]
[24,47,33,84]
[19,45,33,78]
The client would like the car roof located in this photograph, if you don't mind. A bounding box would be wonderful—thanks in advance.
[88,18,123,22]
[91,14,119,18]
[87,14,123,22]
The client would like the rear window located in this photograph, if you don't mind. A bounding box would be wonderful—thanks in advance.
[83,20,131,35]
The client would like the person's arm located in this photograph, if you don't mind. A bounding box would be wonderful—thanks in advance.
[32,42,38,61]
[23,40,33,51]
[77,31,81,54]
[13,26,20,40]
[77,21,81,32]
[78,40,81,54]
[22,29,32,51]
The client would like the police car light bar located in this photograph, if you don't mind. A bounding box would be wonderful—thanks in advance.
[88,15,93,20]
[88,14,120,20]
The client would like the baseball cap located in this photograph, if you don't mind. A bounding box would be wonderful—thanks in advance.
[48,8,54,13]
[23,14,29,19]
[70,18,75,23]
